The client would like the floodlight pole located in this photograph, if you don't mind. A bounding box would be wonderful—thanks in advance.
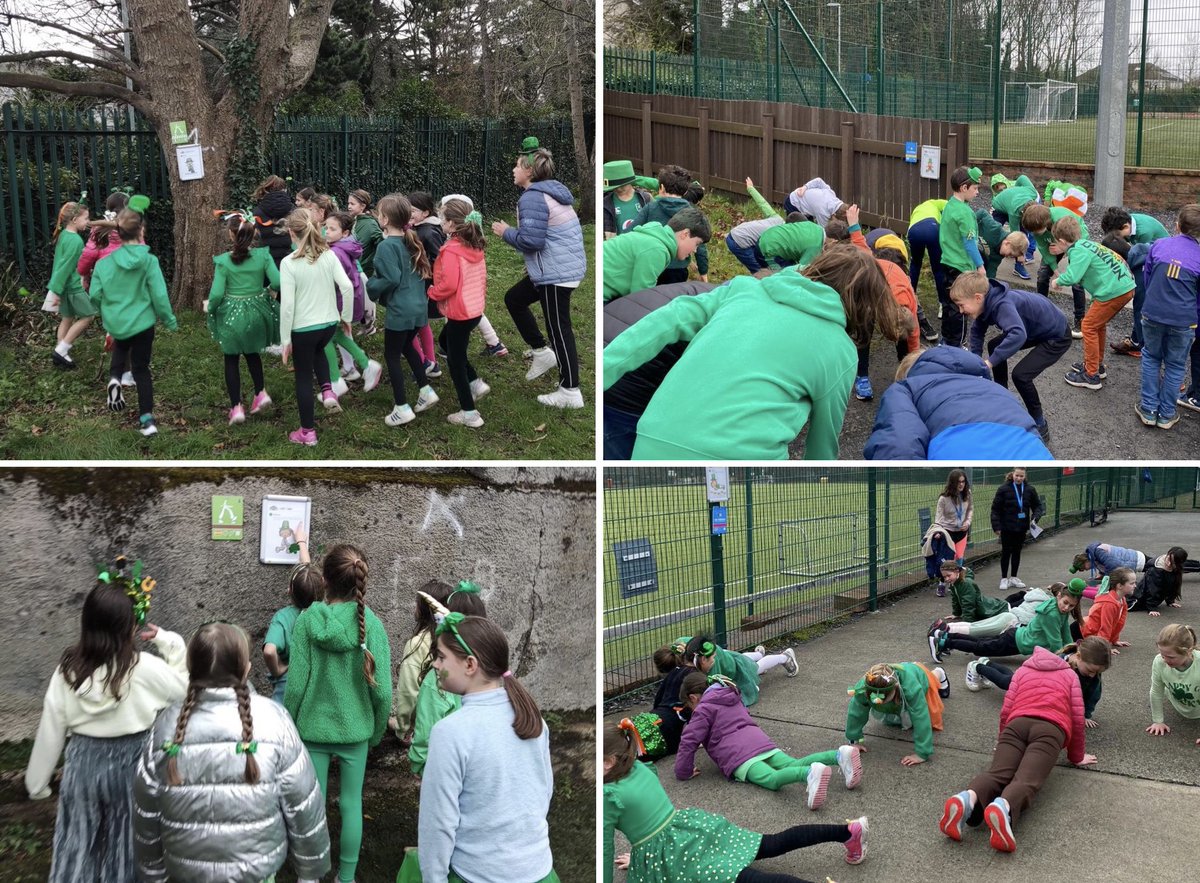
[1095,0,1131,205]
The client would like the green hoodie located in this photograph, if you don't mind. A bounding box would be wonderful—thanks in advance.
[991,176,1038,222]
[602,222,677,301]
[973,209,1008,279]
[846,662,936,759]
[1055,238,1135,301]
[759,221,825,266]
[283,600,393,747]
[603,270,855,459]
[1014,597,1074,655]
[709,645,762,707]
[633,196,709,274]
[408,668,461,775]
[949,573,1009,622]
[1029,205,1082,271]
[89,243,177,339]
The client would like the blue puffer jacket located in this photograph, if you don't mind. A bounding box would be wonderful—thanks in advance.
[503,180,587,286]
[864,346,1053,460]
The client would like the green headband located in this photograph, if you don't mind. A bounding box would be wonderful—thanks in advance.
[447,579,482,603]
[97,555,155,625]
[435,611,473,656]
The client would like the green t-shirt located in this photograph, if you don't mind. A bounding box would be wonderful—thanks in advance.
[613,195,641,235]
[265,605,301,665]
[938,196,980,273]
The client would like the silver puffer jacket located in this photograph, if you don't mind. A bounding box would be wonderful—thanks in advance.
[133,687,330,883]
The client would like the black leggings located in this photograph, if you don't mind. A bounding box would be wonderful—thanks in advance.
[290,325,336,430]
[224,353,264,406]
[1000,529,1027,577]
[504,277,580,388]
[109,326,155,416]
[988,331,1071,422]
[945,630,1020,658]
[733,824,851,883]
[384,327,428,407]
[439,317,481,410]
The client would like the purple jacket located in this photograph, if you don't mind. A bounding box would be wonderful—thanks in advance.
[674,684,775,780]
[1142,234,1200,329]
[330,237,366,321]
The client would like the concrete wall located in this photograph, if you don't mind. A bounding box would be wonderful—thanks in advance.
[0,468,596,739]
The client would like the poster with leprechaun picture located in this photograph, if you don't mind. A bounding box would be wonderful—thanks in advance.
[259,494,312,564]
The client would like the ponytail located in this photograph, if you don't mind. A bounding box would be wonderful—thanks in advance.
[603,721,638,783]
[441,616,543,740]
[323,543,376,687]
[285,208,328,263]
[228,215,256,265]
[402,228,432,280]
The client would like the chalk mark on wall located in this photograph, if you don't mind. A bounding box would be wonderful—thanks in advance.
[421,491,464,537]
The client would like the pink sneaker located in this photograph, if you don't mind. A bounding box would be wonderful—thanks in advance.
[228,404,245,425]
[250,390,272,414]
[322,389,342,413]
[844,816,868,864]
[288,427,317,446]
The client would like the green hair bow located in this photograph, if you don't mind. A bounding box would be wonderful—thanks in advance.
[128,194,151,215]
[435,611,473,656]
[465,210,483,227]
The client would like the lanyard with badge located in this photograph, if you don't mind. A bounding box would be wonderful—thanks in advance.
[1014,482,1025,520]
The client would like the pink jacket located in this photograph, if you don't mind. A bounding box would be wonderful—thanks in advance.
[1000,646,1086,764]
[428,237,486,321]
[78,230,122,291]
[674,684,776,780]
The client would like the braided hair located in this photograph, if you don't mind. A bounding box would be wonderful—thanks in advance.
[323,543,377,687]
[167,622,259,786]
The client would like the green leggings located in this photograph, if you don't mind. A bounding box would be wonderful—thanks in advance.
[306,739,369,882]
[744,748,839,791]
[325,328,369,378]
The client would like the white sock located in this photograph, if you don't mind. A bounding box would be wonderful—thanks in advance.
[55,341,71,357]
[476,314,500,346]
[742,650,764,663]
[757,653,790,675]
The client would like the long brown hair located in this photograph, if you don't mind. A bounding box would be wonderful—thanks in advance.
[1060,636,1111,670]
[437,616,543,739]
[603,720,638,783]
[226,215,257,264]
[323,544,377,687]
[89,193,129,246]
[418,583,487,683]
[802,244,901,347]
[167,622,259,787]
[441,197,485,251]
[60,584,139,701]
[941,469,970,502]
[253,175,288,203]
[285,208,328,263]
[377,193,432,279]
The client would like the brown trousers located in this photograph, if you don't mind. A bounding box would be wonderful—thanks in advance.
[967,716,1065,824]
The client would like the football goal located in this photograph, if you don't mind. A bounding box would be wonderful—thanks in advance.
[1003,79,1078,125]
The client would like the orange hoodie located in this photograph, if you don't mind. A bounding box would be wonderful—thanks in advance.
[850,227,919,353]
[1082,589,1128,645]
[428,236,486,321]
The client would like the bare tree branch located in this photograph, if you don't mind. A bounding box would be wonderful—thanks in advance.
[0,49,144,87]
[196,37,226,64]
[1,13,128,52]
[0,71,157,122]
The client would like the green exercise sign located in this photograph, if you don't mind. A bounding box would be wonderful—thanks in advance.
[211,495,244,540]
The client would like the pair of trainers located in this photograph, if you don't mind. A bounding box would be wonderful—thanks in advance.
[538,386,585,409]
[229,391,274,425]
[754,645,799,677]
[447,380,489,428]
[806,745,865,811]
[385,386,441,426]
[1136,402,1181,430]
[940,792,1015,852]
[965,658,994,692]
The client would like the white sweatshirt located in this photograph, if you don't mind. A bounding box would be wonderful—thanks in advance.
[25,629,189,799]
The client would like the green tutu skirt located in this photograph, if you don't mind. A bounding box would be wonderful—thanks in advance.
[60,286,97,319]
[629,809,761,883]
[208,291,280,355]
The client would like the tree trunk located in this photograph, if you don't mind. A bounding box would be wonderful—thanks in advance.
[480,0,498,117]
[564,0,594,222]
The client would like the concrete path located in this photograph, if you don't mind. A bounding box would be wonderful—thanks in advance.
[606,510,1200,882]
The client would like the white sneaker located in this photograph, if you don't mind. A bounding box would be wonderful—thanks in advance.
[447,409,484,428]
[414,385,440,412]
[805,762,832,810]
[537,385,585,409]
[120,371,136,387]
[933,665,950,698]
[783,647,799,677]
[754,644,766,657]
[362,359,383,393]
[966,660,992,691]
[1008,576,1026,589]
[469,378,491,401]
[343,367,362,382]
[265,344,285,356]
[385,404,416,426]
[331,377,350,397]
[836,744,862,790]
[999,577,1010,591]
[525,347,558,380]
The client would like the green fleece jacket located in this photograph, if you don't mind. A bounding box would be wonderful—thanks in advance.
[603,269,855,460]
[974,209,1008,279]
[991,176,1038,222]
[950,574,1009,622]
[352,214,383,276]
[48,230,85,300]
[759,221,825,266]
[846,662,936,759]
[366,236,428,331]
[602,222,677,301]
[938,195,981,273]
[632,196,708,275]
[1030,206,1082,271]
[1014,597,1074,656]
[407,668,461,775]
[283,601,393,747]
[1055,238,1135,301]
[709,645,763,707]
[89,244,177,339]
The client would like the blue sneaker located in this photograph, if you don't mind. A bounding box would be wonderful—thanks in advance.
[984,797,1016,852]
[1135,403,1158,427]
[940,790,973,842]
[1013,262,1031,281]
[853,376,873,401]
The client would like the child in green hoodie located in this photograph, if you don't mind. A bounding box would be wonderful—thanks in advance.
[602,208,711,302]
[47,201,96,369]
[933,579,1084,663]
[631,164,710,284]
[284,543,392,883]
[89,203,177,437]
[602,245,902,459]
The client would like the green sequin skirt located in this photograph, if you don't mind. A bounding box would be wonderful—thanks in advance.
[629,809,762,883]
[208,291,280,355]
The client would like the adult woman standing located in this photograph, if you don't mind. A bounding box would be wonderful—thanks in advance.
[493,147,587,410]
[991,468,1044,591]
[936,469,973,564]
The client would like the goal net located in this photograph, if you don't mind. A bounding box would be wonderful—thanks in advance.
[1015,79,1078,125]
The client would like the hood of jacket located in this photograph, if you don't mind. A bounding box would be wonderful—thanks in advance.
[626,221,677,255]
[257,189,294,220]
[703,682,744,709]
[1027,644,1072,673]
[109,243,154,271]
[442,236,486,264]
[528,179,575,206]
[303,602,364,653]
[331,236,363,261]
[907,345,991,380]
[755,267,848,328]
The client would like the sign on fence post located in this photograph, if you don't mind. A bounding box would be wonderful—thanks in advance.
[705,467,729,502]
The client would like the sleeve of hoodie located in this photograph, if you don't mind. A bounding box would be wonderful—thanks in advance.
[207,257,229,315]
[864,383,931,460]
[984,299,1029,365]
[674,701,711,780]
[147,255,177,331]
[417,719,463,883]
[48,233,83,296]
[502,190,549,254]
[264,249,281,291]
[279,258,298,347]
[366,240,399,306]
[844,689,871,746]
[427,248,460,304]
[368,615,393,748]
[803,368,851,461]
[1054,242,1095,287]
[747,184,779,220]
[903,671,935,759]
[1066,674,1086,764]
[603,283,731,389]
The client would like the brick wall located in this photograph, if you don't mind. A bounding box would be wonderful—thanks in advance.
[971,158,1200,213]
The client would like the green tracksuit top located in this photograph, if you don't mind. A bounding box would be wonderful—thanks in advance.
[1014,598,1075,656]
[1030,206,1083,271]
[1130,213,1170,245]
[1055,239,1135,301]
[89,243,177,339]
[938,195,981,273]
[991,176,1038,222]
[950,574,1010,622]
[759,221,825,267]
[846,662,937,759]
[48,230,85,301]
[602,222,677,301]
[603,269,855,460]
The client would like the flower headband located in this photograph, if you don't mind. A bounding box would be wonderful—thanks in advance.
[447,579,481,602]
[434,611,473,657]
[97,555,155,624]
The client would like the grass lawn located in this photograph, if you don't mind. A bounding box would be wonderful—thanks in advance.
[1,226,596,460]
[968,113,1200,169]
